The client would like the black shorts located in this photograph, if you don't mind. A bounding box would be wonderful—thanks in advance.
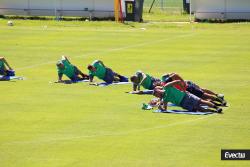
[69,66,81,82]
[162,74,173,83]
[180,93,200,111]
[103,68,115,84]
[0,66,6,75]
[0,69,5,75]
[186,81,204,98]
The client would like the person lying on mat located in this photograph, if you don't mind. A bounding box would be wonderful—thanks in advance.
[152,80,223,113]
[130,71,160,94]
[56,56,89,83]
[87,60,128,84]
[0,57,15,76]
[158,73,226,106]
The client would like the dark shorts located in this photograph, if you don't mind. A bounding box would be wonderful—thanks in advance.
[69,66,81,82]
[180,93,201,111]
[103,68,115,84]
[0,68,15,76]
[186,81,204,98]
[0,68,5,75]
[118,75,129,82]
[0,76,10,81]
[162,74,173,83]
[6,70,15,76]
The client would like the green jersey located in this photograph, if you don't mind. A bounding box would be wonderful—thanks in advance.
[163,86,186,106]
[136,71,153,89]
[0,60,5,70]
[57,59,75,78]
[89,60,106,79]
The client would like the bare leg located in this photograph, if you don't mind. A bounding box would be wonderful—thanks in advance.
[111,72,119,82]
[113,76,120,82]
[114,73,127,82]
[200,99,216,108]
[202,93,224,104]
[202,88,217,96]
[202,93,215,100]
[199,99,222,113]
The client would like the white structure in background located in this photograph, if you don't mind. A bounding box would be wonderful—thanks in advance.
[191,0,250,20]
[0,0,126,18]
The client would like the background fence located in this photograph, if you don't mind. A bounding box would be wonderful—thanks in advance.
[0,0,190,21]
[143,0,184,14]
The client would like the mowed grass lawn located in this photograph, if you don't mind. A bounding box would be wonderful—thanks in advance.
[0,19,250,167]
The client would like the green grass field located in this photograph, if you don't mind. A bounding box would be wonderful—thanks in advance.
[0,19,250,167]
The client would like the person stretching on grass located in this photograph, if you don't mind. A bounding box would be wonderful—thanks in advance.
[159,73,227,106]
[0,57,15,76]
[87,60,128,84]
[56,56,89,83]
[153,80,223,113]
[130,70,160,93]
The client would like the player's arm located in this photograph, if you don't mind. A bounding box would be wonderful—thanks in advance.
[62,56,71,64]
[133,83,137,91]
[133,83,141,91]
[159,100,167,111]
[0,57,12,70]
[89,74,94,83]
[99,60,105,67]
[163,80,182,87]
[131,84,143,94]
[88,75,98,86]
[95,60,105,67]
[58,72,63,82]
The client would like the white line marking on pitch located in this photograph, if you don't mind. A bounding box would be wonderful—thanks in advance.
[16,33,197,71]
[4,114,215,145]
